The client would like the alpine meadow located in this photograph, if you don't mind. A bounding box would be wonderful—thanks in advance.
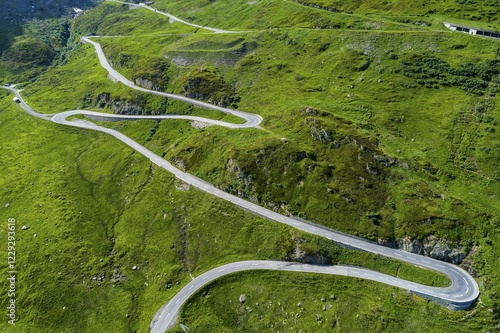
[1,0,500,332]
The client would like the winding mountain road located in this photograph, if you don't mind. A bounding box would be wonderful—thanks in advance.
[0,8,480,333]
[107,0,232,33]
[80,36,262,128]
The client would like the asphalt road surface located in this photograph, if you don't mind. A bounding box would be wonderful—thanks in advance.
[80,37,262,128]
[0,24,480,332]
[0,83,480,332]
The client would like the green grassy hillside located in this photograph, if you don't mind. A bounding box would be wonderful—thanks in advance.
[292,0,500,24]
[0,94,454,332]
[152,0,500,31]
[0,0,102,83]
[1,0,500,332]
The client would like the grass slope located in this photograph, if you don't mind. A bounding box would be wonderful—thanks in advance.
[0,93,450,333]
[2,0,500,332]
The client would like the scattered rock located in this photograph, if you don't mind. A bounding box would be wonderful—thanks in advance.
[365,163,378,176]
[239,294,247,303]
[305,119,333,143]
[373,154,397,167]
[5,202,10,208]
[22,225,28,230]
[303,106,323,116]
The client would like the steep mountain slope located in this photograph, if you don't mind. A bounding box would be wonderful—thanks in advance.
[1,1,500,332]
[0,0,101,82]
[0,0,100,52]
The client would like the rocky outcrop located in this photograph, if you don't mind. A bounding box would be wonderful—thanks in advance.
[170,157,186,172]
[460,245,478,277]
[302,106,327,116]
[182,67,239,108]
[378,236,467,265]
[224,158,257,202]
[373,154,397,168]
[111,100,144,115]
[135,77,160,91]
[305,118,333,143]
[94,92,144,115]
[285,246,331,265]
[424,236,466,264]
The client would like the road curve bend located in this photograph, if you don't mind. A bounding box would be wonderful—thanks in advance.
[149,261,476,333]
[1,85,480,332]
[80,36,262,128]
[0,21,480,330]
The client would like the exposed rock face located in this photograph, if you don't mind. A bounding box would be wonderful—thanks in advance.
[111,100,144,115]
[95,93,144,115]
[424,236,466,264]
[460,245,478,277]
[135,78,161,91]
[379,236,466,265]
[398,236,424,255]
[224,158,257,202]
[170,157,186,172]
[182,68,239,108]
[285,246,331,265]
